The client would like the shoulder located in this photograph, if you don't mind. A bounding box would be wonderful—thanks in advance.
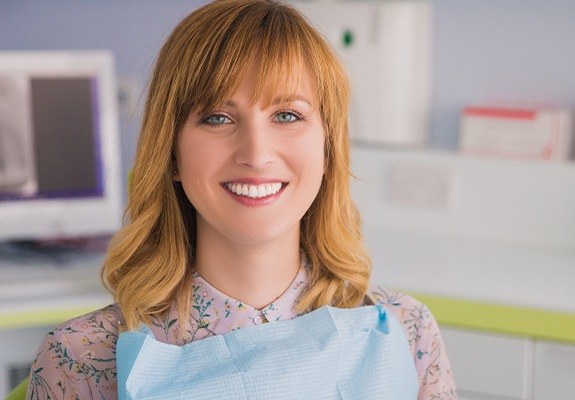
[370,287,458,399]
[54,303,123,337]
[40,303,123,363]
[370,286,434,347]
[48,303,123,362]
[369,286,424,311]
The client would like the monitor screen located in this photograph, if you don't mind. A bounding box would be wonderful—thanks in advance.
[0,51,123,241]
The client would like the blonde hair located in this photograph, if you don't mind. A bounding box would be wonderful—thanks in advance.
[102,0,372,331]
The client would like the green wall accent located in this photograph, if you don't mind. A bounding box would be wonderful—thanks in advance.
[0,307,102,330]
[411,292,575,344]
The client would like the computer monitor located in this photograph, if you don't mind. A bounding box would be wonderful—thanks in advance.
[0,51,123,241]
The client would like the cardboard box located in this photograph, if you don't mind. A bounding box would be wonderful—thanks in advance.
[459,106,574,161]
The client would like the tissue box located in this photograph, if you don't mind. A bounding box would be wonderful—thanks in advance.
[459,106,574,161]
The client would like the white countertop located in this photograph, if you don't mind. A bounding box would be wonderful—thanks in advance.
[364,227,575,314]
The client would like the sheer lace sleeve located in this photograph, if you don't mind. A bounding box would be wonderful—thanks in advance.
[25,305,121,400]
[26,329,91,400]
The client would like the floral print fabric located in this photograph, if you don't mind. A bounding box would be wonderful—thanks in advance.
[26,266,457,399]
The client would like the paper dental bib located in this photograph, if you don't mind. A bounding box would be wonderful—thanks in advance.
[116,305,418,399]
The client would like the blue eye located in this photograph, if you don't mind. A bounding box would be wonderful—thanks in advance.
[204,114,231,126]
[274,111,301,123]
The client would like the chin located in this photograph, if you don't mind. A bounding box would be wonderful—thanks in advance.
[226,224,299,248]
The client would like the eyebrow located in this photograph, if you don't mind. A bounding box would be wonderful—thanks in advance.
[270,95,313,106]
[222,95,313,108]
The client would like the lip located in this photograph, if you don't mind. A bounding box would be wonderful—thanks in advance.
[220,178,288,207]
[222,177,287,185]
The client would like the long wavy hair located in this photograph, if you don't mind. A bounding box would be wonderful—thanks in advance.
[102,0,372,331]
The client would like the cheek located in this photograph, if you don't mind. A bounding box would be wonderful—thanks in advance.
[177,136,223,176]
[289,129,325,192]
[303,129,326,174]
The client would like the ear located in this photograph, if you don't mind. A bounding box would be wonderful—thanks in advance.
[172,157,181,181]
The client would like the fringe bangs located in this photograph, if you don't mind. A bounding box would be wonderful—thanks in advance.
[182,1,309,118]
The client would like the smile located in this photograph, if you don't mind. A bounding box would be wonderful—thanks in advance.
[224,182,284,199]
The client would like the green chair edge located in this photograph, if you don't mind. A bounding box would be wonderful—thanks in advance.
[5,378,27,400]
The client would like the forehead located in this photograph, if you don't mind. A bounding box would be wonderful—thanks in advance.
[194,53,318,115]
[235,58,317,106]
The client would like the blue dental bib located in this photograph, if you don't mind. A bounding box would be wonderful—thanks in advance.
[116,305,418,399]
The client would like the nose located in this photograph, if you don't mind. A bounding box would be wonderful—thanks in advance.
[234,120,274,169]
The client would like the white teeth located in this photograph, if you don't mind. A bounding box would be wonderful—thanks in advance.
[225,182,283,199]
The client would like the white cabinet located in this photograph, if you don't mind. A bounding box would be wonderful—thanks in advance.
[441,327,534,399]
[442,327,575,400]
[533,341,575,400]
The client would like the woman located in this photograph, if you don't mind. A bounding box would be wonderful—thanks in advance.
[27,1,457,399]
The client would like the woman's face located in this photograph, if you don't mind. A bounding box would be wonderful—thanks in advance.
[174,63,325,248]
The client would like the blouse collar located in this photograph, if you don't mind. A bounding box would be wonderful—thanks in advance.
[190,261,309,336]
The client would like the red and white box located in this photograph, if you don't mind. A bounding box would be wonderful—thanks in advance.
[459,106,574,161]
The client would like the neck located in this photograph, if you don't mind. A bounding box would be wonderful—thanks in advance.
[193,221,301,309]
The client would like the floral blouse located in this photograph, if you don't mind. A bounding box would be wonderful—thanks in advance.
[26,266,457,399]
